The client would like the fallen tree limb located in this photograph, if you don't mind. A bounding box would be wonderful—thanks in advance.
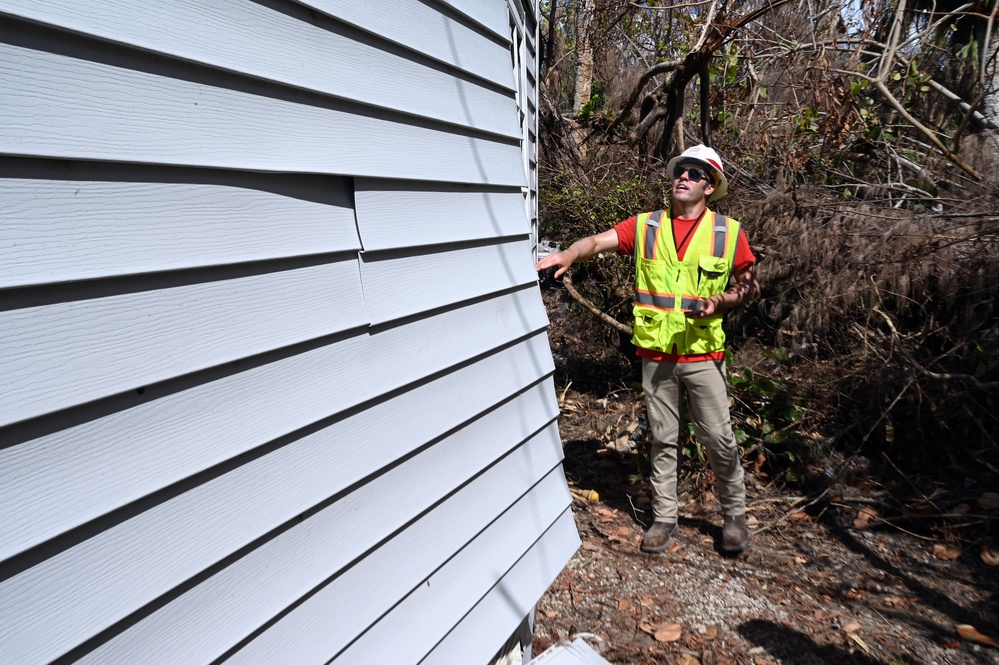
[562,272,633,335]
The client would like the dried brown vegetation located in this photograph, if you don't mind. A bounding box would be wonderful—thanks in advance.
[539,0,999,482]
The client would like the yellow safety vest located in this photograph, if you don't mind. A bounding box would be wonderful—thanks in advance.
[631,208,741,355]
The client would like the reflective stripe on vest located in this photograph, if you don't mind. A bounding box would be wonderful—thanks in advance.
[642,210,727,260]
[636,290,704,312]
[641,210,664,260]
[711,215,730,258]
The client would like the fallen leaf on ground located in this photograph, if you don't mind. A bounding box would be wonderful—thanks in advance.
[581,539,601,552]
[847,633,871,653]
[746,514,760,527]
[677,654,699,665]
[789,510,810,520]
[616,525,631,536]
[843,620,862,633]
[702,625,718,639]
[978,492,999,510]
[652,622,682,642]
[933,543,962,560]
[884,596,909,608]
[853,506,878,528]
[981,546,999,566]
[957,624,999,648]
[638,597,655,608]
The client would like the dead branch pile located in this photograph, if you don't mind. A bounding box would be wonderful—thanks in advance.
[728,173,999,470]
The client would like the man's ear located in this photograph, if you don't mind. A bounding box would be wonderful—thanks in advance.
[703,182,716,199]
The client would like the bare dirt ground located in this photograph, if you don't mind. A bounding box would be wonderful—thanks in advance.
[532,389,999,665]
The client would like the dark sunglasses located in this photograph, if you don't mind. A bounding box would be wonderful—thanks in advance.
[673,164,714,184]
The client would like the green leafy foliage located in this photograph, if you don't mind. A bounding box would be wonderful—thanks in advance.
[728,352,810,482]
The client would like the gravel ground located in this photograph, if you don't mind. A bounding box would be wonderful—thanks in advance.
[533,392,999,665]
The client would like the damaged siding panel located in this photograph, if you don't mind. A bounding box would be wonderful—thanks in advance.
[0,287,548,565]
[0,40,524,186]
[354,180,528,250]
[0,334,556,665]
[0,0,519,138]
[0,174,358,289]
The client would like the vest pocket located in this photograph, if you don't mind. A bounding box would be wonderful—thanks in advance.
[697,256,729,291]
[632,309,667,351]
[685,316,725,354]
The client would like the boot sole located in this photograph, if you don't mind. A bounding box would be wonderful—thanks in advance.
[640,522,680,553]
[720,536,749,554]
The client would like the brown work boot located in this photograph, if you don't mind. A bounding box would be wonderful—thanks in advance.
[721,514,749,554]
[640,521,679,553]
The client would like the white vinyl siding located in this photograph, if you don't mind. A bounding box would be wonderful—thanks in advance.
[0,1,573,663]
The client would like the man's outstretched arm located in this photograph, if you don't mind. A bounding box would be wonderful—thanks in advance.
[535,229,621,278]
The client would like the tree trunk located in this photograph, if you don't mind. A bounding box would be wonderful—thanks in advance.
[572,0,595,155]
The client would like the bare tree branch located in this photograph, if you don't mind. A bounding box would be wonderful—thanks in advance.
[874,308,999,390]
[699,58,712,147]
[603,60,680,138]
[832,68,984,179]
[562,272,633,335]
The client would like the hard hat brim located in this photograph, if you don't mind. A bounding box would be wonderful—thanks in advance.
[666,155,728,202]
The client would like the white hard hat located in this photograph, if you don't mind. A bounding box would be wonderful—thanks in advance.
[666,144,728,202]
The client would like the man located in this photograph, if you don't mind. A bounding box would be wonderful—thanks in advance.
[536,145,759,554]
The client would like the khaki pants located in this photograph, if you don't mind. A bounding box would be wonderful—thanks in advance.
[641,357,746,522]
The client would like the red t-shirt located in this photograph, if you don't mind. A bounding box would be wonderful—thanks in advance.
[614,211,756,363]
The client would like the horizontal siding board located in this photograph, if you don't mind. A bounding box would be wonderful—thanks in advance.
[0,0,519,137]
[217,422,564,665]
[300,0,514,87]
[438,0,511,41]
[360,238,537,324]
[0,42,525,186]
[333,476,573,664]
[354,181,528,250]
[421,509,580,665]
[0,260,367,428]
[0,288,549,563]
[0,335,556,665]
[79,385,560,665]
[0,177,358,288]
